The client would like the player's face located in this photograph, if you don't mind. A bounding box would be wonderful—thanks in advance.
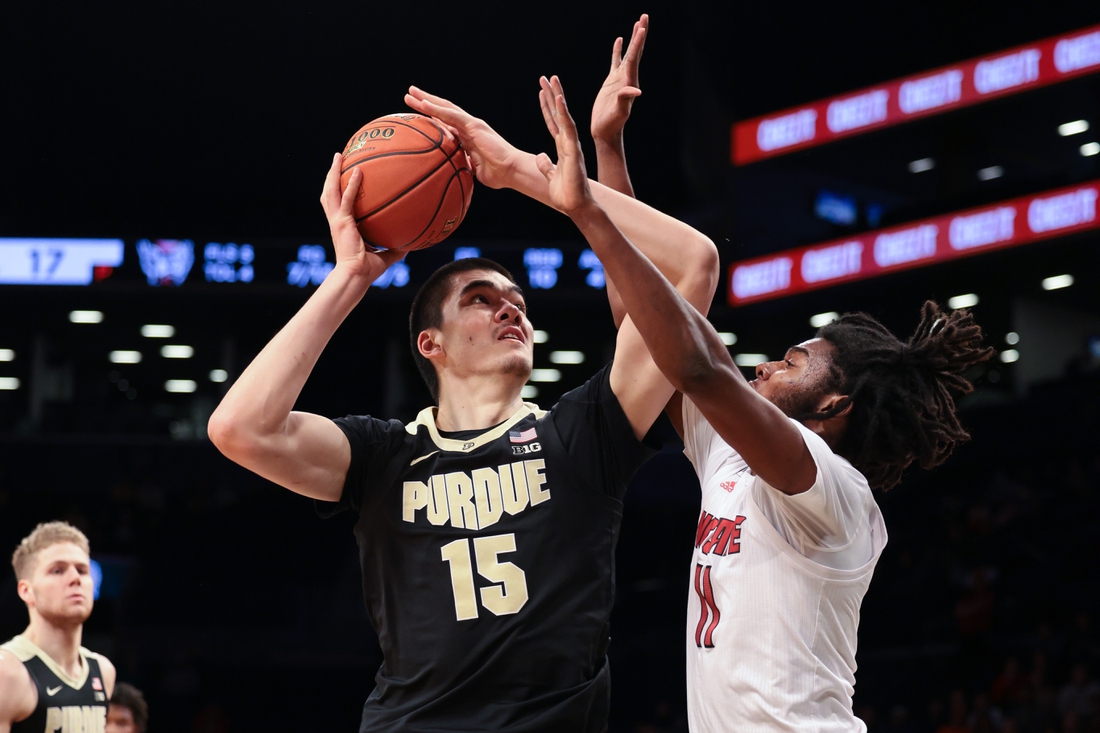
[106,704,138,733]
[436,269,534,382]
[749,338,838,419]
[20,542,94,626]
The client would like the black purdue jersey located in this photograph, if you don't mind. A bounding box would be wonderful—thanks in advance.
[1,634,109,733]
[320,364,658,732]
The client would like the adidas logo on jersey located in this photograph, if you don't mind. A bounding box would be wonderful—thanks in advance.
[403,459,550,530]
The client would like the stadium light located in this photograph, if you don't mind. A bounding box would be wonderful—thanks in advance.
[977,166,1004,181]
[1005,332,1020,345]
[734,354,768,367]
[109,351,142,364]
[1041,274,1074,290]
[1081,142,1100,157]
[164,379,197,393]
[0,349,13,362]
[1000,349,1020,364]
[1058,120,1090,136]
[947,293,979,309]
[141,324,175,338]
[908,158,935,173]
[69,310,103,324]
[209,369,228,383]
[532,330,549,344]
[549,351,585,365]
[809,312,839,328]
[521,385,539,399]
[529,369,561,383]
[718,332,738,346]
[0,377,20,390]
[161,345,194,359]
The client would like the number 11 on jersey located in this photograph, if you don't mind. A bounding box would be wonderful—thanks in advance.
[441,533,529,621]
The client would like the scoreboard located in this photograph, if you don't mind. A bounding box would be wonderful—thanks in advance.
[0,237,607,296]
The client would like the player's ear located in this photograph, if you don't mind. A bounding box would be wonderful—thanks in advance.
[816,393,852,419]
[418,329,443,360]
[16,578,32,604]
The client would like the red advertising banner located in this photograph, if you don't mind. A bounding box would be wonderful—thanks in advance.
[732,24,1100,165]
[727,181,1100,306]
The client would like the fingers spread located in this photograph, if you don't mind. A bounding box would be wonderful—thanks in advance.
[406,86,471,126]
[626,21,647,64]
[610,36,623,70]
[538,84,559,137]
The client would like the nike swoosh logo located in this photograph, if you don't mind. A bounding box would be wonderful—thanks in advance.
[46,685,62,696]
[409,451,439,467]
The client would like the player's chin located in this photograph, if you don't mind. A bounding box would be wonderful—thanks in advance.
[500,355,533,381]
[44,604,93,625]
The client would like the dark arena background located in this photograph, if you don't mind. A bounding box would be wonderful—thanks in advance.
[3,2,1100,731]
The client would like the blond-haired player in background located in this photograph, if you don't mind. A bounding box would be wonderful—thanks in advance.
[0,522,116,733]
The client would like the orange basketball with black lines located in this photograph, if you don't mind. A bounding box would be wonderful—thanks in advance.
[340,114,474,251]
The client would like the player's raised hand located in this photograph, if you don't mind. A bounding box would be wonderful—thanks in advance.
[591,14,647,144]
[320,154,405,281]
[405,87,521,190]
[536,76,596,217]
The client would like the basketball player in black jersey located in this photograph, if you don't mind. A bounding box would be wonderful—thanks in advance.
[208,21,715,733]
[1,522,117,733]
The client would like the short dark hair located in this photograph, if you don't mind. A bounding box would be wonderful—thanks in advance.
[815,301,994,490]
[110,681,149,733]
[408,257,518,402]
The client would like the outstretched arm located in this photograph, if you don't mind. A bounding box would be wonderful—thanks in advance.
[591,14,647,327]
[207,156,405,501]
[532,76,716,441]
[537,77,816,494]
[591,13,646,199]
[404,84,715,336]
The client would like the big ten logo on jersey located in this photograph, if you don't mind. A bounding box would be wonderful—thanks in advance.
[45,705,107,732]
[695,511,746,557]
[403,459,549,531]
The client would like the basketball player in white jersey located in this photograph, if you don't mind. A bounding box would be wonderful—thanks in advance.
[1,521,117,733]
[531,71,993,732]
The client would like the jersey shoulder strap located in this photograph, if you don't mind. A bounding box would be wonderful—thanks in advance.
[1,635,94,689]
[1,635,38,662]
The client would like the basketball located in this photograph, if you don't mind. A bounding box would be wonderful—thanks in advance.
[340,114,474,252]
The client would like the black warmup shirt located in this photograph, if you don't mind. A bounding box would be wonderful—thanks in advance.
[321,364,658,732]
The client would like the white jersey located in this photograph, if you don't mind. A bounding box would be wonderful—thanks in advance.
[682,397,887,733]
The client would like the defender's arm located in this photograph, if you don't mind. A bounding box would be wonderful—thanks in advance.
[538,77,815,493]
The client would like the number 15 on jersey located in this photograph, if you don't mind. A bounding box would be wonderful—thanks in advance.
[441,533,529,621]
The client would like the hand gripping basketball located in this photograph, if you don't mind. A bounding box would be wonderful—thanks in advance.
[338,113,474,252]
[321,155,406,280]
[404,87,523,191]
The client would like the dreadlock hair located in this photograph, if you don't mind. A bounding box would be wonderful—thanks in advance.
[814,301,995,490]
[408,257,518,402]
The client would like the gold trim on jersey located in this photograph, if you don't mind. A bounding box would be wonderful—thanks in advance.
[405,402,547,452]
[0,634,100,690]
